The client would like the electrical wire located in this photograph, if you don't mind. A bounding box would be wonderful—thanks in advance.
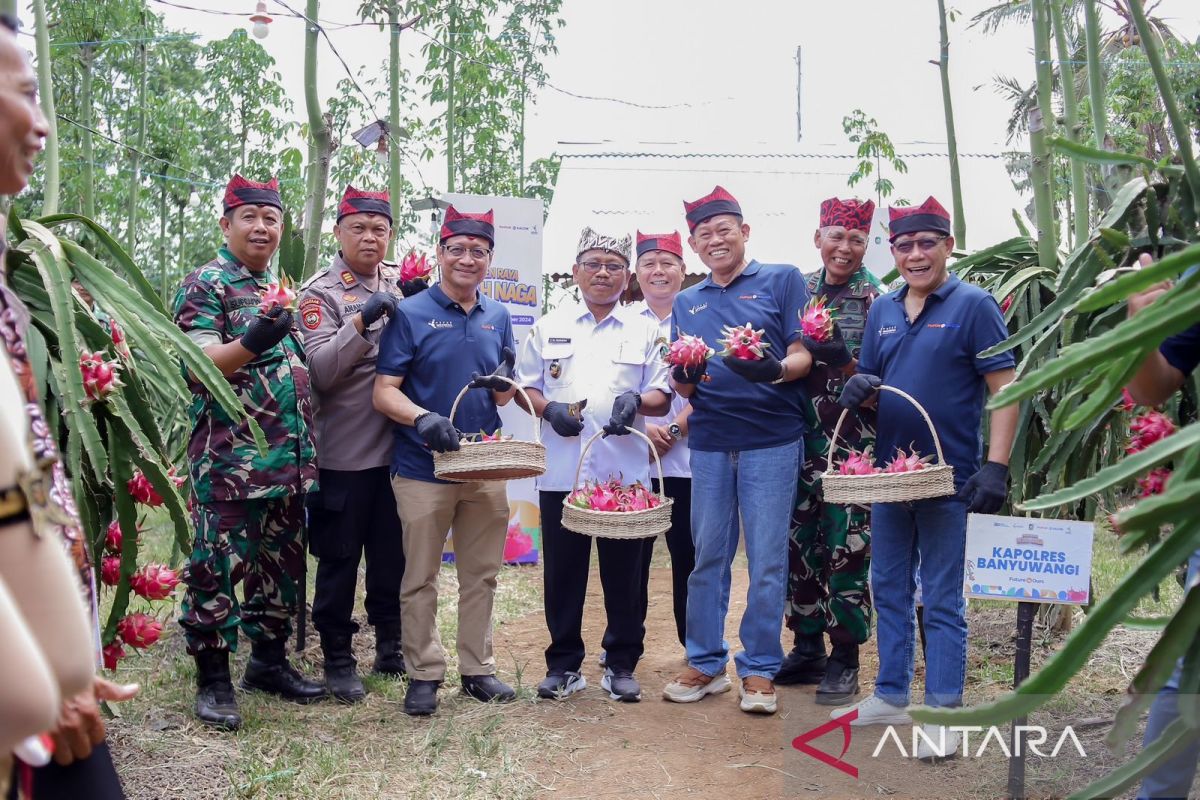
[55,113,213,183]
[559,151,1013,160]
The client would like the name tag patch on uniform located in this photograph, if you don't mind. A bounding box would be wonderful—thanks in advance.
[549,337,571,344]
[300,297,322,330]
[226,296,260,310]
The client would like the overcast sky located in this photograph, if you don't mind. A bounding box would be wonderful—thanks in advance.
[64,0,1200,252]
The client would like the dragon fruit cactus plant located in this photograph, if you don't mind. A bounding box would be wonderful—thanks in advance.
[665,334,714,369]
[567,478,662,512]
[79,350,123,404]
[400,251,434,282]
[718,323,771,360]
[258,278,297,314]
[799,296,837,343]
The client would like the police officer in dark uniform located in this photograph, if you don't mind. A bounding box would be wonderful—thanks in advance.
[299,186,424,702]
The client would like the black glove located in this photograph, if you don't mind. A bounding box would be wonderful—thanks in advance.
[361,292,399,326]
[603,391,641,436]
[723,353,785,383]
[469,347,515,391]
[958,461,1009,514]
[803,323,852,369]
[838,373,882,409]
[399,278,429,298]
[543,400,585,437]
[240,306,293,355]
[414,412,461,453]
[672,360,708,385]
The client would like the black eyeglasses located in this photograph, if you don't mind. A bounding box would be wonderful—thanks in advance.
[893,235,948,255]
[442,244,491,260]
[578,260,627,273]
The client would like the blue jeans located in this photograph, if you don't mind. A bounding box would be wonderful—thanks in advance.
[1139,548,1200,800]
[686,440,801,680]
[870,497,968,708]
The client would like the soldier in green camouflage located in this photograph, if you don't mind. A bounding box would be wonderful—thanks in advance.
[777,198,881,706]
[172,175,326,730]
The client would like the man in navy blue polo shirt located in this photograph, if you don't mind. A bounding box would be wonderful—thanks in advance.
[373,205,519,716]
[832,196,1018,761]
[661,186,814,715]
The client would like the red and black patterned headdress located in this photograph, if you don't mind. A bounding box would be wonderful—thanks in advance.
[635,230,683,259]
[683,185,742,232]
[440,206,495,246]
[888,196,952,241]
[337,185,392,223]
[223,174,282,213]
[819,197,875,233]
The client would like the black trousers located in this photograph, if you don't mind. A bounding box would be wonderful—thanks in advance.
[7,743,125,800]
[308,466,405,641]
[637,477,694,647]
[540,490,647,674]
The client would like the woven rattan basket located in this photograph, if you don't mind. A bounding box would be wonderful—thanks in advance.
[432,377,546,482]
[561,427,673,539]
[821,385,955,504]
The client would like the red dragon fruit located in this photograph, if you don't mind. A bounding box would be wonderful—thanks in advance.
[104,520,123,553]
[665,334,714,368]
[478,430,512,442]
[102,641,126,671]
[79,350,123,403]
[800,296,837,342]
[400,251,433,282]
[718,323,771,360]
[503,520,534,561]
[1136,467,1171,497]
[569,479,661,511]
[837,448,879,475]
[100,555,122,586]
[883,446,932,474]
[127,472,163,507]
[130,564,180,601]
[116,613,162,649]
[258,279,297,314]
[1127,411,1176,454]
[589,484,621,512]
[1000,294,1015,314]
[109,319,133,361]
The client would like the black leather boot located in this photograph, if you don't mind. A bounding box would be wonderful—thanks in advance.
[372,625,406,677]
[815,643,860,706]
[321,634,365,704]
[774,631,828,686]
[241,638,328,704]
[194,649,241,731]
[404,679,441,716]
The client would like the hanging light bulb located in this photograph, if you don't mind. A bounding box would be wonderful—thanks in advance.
[375,134,389,166]
[249,1,272,39]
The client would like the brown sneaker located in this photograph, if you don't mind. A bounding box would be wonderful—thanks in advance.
[740,676,778,714]
[662,666,732,703]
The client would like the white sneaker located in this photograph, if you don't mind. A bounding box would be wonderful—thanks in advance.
[830,693,912,726]
[738,677,778,714]
[662,667,732,703]
[915,723,961,761]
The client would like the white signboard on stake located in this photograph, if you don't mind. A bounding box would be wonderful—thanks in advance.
[964,514,1094,605]
[443,192,544,565]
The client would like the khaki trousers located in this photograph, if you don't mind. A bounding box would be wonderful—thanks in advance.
[390,476,509,681]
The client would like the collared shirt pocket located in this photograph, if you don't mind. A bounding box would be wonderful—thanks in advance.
[609,339,647,395]
[542,340,575,389]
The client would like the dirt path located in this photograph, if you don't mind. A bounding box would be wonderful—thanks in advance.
[494,563,994,800]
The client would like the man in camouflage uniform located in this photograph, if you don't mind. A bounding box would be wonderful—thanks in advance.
[776,198,880,706]
[299,186,425,702]
[173,174,326,730]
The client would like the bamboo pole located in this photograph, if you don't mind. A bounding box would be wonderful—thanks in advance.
[301,0,332,280]
[79,50,96,220]
[1051,0,1089,246]
[126,22,147,255]
[1030,0,1059,271]
[937,0,966,247]
[1127,0,1200,217]
[32,0,58,216]
[445,0,457,193]
[387,3,402,260]
[1082,0,1109,207]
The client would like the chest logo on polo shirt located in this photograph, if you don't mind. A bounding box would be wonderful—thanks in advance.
[481,323,497,331]
[926,322,962,329]
[738,293,770,301]
[879,325,898,336]
[688,303,708,315]
[427,319,454,330]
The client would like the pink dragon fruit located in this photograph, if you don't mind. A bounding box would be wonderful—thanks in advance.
[79,350,123,403]
[1127,411,1176,454]
[258,279,296,314]
[102,641,126,671]
[503,521,533,561]
[800,296,837,342]
[665,334,714,368]
[1136,467,1171,498]
[130,564,180,601]
[116,613,162,649]
[567,489,592,509]
[718,323,770,360]
[127,472,163,507]
[109,319,133,361]
[589,484,621,512]
[837,448,879,475]
[400,251,433,282]
[100,555,121,587]
[104,520,123,553]
[478,430,512,442]
[883,446,932,474]
[1106,507,1132,537]
[1118,388,1138,412]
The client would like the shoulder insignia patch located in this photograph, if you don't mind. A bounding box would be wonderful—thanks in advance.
[340,270,357,287]
[302,301,322,330]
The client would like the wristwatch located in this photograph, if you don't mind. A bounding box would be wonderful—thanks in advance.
[667,423,683,441]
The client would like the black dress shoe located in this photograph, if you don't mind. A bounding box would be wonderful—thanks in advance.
[241,640,328,704]
[774,636,827,686]
[194,650,241,731]
[321,634,365,703]
[404,679,441,716]
[461,674,516,703]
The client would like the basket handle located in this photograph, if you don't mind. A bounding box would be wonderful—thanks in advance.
[824,385,948,475]
[445,375,542,445]
[570,426,667,501]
